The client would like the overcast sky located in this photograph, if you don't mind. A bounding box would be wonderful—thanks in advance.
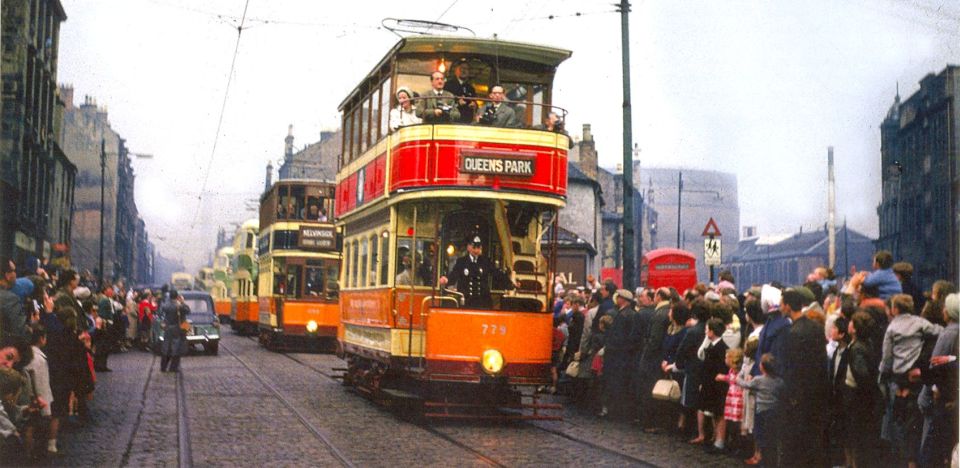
[57,0,959,273]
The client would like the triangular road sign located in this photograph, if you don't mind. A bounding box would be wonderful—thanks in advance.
[702,217,722,237]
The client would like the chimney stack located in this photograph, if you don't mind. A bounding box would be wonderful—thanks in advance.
[578,123,598,180]
[827,146,836,268]
[284,124,294,161]
[265,161,273,193]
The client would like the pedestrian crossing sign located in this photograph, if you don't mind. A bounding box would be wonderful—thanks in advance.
[704,238,721,266]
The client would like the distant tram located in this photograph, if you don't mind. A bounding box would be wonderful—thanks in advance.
[171,272,192,291]
[335,35,571,418]
[230,218,260,335]
[639,248,698,293]
[211,246,234,322]
[257,180,340,350]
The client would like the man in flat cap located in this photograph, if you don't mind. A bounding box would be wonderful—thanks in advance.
[439,236,514,309]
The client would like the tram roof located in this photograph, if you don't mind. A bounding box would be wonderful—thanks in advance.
[338,36,573,111]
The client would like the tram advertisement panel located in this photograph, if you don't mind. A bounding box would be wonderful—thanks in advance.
[299,225,336,250]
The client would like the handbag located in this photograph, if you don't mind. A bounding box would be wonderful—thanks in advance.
[652,378,681,402]
[591,354,603,375]
[565,360,580,378]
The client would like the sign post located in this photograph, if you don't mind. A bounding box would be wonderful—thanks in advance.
[702,218,722,283]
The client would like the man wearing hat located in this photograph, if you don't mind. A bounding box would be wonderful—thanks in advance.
[439,236,514,309]
[601,289,640,419]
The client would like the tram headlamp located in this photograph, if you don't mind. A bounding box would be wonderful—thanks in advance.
[306,320,319,333]
[481,349,504,375]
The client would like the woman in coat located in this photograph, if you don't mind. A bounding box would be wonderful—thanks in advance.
[842,310,882,468]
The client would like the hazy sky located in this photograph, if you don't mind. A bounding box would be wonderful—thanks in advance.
[57,0,959,272]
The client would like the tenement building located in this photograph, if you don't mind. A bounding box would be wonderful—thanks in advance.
[0,0,74,268]
[877,65,959,289]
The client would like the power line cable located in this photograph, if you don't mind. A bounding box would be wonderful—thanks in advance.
[191,0,252,229]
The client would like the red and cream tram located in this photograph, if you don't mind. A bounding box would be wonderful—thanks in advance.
[335,36,571,418]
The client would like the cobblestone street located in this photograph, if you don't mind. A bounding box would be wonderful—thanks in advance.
[49,332,742,467]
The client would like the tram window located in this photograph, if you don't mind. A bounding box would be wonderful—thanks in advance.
[304,196,328,222]
[360,96,370,154]
[350,239,359,288]
[352,110,361,161]
[395,238,436,287]
[359,237,369,287]
[531,84,546,127]
[379,78,390,139]
[285,265,301,298]
[305,263,324,297]
[324,261,340,299]
[273,230,298,250]
[246,233,254,249]
[369,234,379,287]
[379,233,389,285]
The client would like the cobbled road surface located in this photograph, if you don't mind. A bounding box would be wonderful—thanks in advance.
[50,332,742,467]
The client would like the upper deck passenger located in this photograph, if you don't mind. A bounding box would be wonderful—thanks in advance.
[388,87,422,131]
[443,62,477,123]
[477,85,520,128]
[416,71,460,124]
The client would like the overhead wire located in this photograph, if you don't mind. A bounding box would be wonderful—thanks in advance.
[190,0,252,229]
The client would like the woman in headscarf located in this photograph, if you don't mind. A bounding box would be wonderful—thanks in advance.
[388,87,422,131]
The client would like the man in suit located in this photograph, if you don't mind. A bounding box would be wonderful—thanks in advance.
[439,236,515,309]
[638,288,673,432]
[443,62,477,123]
[477,85,520,128]
[416,71,460,124]
[780,288,830,467]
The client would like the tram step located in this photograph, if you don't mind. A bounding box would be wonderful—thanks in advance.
[380,388,421,401]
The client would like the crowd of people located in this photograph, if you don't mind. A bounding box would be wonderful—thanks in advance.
[0,257,162,463]
[550,251,958,467]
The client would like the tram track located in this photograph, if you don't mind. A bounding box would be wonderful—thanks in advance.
[176,370,193,468]
[248,336,659,467]
[220,340,356,468]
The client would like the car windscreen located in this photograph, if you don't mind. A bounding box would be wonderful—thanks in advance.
[183,298,215,323]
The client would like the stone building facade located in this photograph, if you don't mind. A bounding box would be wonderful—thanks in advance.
[876,65,959,290]
[0,0,74,269]
[277,125,340,182]
[60,88,152,283]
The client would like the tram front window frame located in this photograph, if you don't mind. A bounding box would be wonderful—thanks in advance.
[270,257,339,302]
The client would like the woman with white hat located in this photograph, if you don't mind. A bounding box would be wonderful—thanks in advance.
[388,87,422,131]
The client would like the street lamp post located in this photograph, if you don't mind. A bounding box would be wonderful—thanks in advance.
[99,138,106,288]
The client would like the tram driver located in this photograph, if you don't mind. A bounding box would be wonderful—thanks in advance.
[438,236,518,309]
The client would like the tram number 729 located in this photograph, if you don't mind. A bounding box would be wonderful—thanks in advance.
[481,324,507,336]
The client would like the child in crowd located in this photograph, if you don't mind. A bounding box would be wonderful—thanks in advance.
[700,318,729,453]
[24,324,56,456]
[737,353,784,466]
[738,338,760,462]
[593,315,612,416]
[715,348,744,455]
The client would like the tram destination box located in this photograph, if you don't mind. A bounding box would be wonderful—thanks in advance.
[460,150,535,178]
[299,225,336,250]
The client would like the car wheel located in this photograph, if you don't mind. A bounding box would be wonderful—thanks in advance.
[206,342,219,355]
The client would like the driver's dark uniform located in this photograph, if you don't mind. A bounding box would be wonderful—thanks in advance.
[444,254,514,309]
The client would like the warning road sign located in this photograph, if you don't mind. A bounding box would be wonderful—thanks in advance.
[704,237,722,266]
[702,217,722,237]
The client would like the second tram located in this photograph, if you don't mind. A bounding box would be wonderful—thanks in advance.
[211,246,235,322]
[230,218,260,335]
[335,35,571,418]
[257,180,341,350]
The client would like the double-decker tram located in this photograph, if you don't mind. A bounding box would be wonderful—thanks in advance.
[257,180,341,351]
[230,218,260,335]
[212,246,234,322]
[335,35,571,419]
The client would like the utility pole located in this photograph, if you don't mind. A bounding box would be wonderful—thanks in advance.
[617,0,636,290]
[676,171,683,248]
[827,146,836,268]
[99,138,106,288]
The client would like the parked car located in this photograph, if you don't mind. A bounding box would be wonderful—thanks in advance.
[151,290,221,355]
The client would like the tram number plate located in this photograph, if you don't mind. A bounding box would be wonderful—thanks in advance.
[482,324,507,336]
